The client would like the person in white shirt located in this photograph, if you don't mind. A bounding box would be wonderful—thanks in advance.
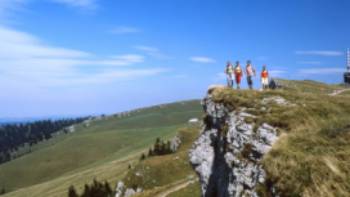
[225,61,234,88]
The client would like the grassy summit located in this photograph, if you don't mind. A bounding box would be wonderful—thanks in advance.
[210,81,350,196]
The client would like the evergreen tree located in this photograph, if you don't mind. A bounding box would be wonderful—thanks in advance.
[0,188,5,195]
[166,141,172,153]
[140,153,146,160]
[68,185,79,197]
[104,182,112,195]
[148,148,153,156]
[0,117,88,164]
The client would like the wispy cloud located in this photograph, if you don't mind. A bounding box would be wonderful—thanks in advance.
[110,26,140,34]
[134,45,170,59]
[190,56,216,64]
[172,74,188,79]
[298,68,344,75]
[295,50,343,56]
[0,0,27,19]
[50,0,97,9]
[134,46,158,53]
[0,0,97,20]
[0,25,165,87]
[297,61,322,65]
[269,70,286,77]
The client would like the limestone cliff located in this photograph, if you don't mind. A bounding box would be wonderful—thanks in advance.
[189,87,279,197]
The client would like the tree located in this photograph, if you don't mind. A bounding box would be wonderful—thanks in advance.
[140,153,146,160]
[148,148,154,156]
[0,117,88,164]
[104,182,112,195]
[68,185,78,197]
[154,138,161,155]
[0,188,5,195]
[166,141,172,154]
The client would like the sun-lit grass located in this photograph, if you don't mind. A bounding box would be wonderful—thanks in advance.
[119,126,201,197]
[167,181,201,197]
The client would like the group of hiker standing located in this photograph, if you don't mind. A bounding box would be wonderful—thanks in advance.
[225,60,269,90]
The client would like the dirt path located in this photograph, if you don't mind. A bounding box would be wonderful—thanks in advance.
[156,179,196,197]
[329,89,350,96]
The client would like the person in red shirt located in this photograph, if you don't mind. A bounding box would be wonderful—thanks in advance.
[234,61,243,89]
[261,65,269,89]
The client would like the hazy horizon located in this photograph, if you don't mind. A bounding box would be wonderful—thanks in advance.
[1,0,349,118]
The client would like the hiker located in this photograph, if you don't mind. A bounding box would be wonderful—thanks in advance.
[234,61,243,89]
[245,60,256,89]
[261,65,269,90]
[225,61,234,88]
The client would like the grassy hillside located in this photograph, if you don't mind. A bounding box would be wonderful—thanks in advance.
[109,80,350,197]
[211,81,350,196]
[0,100,202,197]
[2,80,349,197]
[120,126,202,197]
[273,79,341,94]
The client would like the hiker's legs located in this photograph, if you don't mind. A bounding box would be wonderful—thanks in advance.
[236,76,241,89]
[262,78,268,90]
[247,76,253,89]
[227,76,233,88]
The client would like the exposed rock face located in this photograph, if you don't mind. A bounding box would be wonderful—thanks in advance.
[189,89,279,197]
[115,181,142,197]
[170,135,182,152]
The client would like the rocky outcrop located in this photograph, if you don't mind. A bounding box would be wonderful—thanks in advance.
[189,88,279,197]
[115,181,142,197]
[170,135,182,152]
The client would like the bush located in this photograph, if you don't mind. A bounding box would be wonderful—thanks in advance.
[68,186,78,197]
[68,179,113,197]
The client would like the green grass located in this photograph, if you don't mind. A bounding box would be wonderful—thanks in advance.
[0,100,202,197]
[120,126,201,197]
[273,79,341,94]
[339,89,350,96]
[211,82,350,197]
[3,80,349,197]
[167,181,201,197]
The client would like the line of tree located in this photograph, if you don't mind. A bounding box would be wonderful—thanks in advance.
[0,117,88,164]
[68,179,113,197]
[144,137,173,159]
[0,188,5,196]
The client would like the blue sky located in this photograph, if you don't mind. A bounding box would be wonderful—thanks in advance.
[0,0,349,118]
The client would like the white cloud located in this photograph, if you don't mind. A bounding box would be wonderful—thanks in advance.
[298,68,344,75]
[0,0,97,16]
[134,46,158,53]
[190,56,216,64]
[172,74,188,79]
[0,25,165,87]
[295,50,343,56]
[0,0,27,19]
[110,26,140,34]
[269,70,286,77]
[50,0,97,9]
[297,61,322,65]
[133,45,170,59]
